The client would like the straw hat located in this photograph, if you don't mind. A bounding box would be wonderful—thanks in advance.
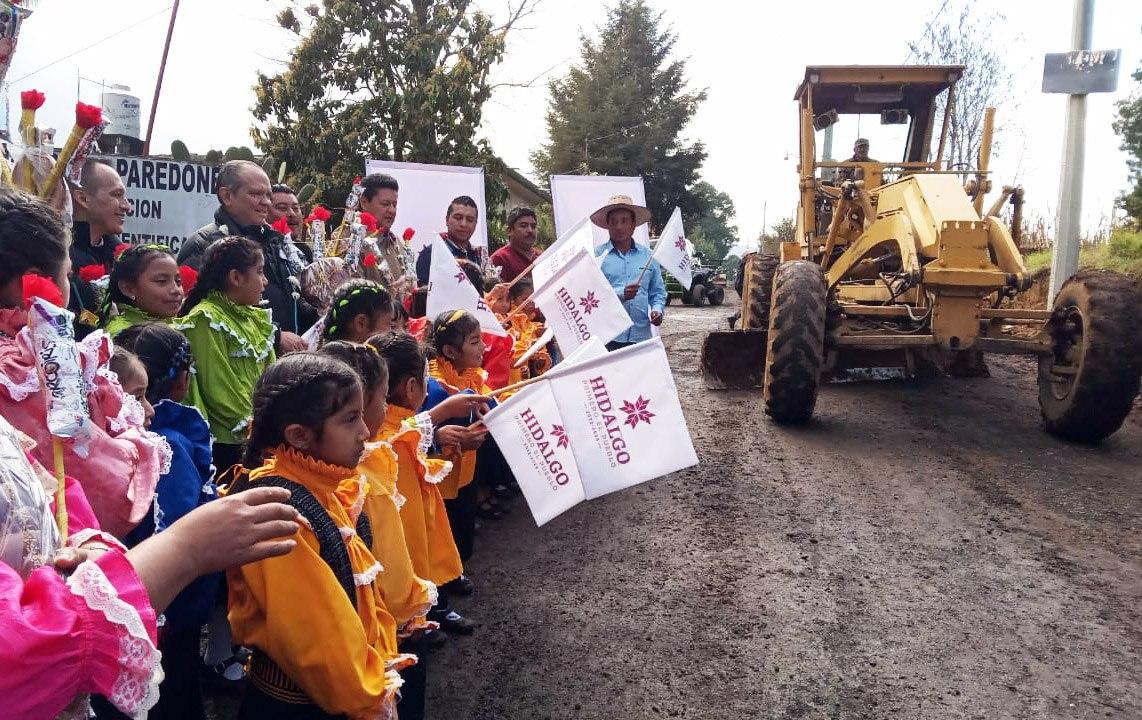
[590,194,653,229]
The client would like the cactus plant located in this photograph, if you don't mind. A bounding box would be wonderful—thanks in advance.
[170,139,191,161]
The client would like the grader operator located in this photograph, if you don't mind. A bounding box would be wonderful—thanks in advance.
[700,65,1141,443]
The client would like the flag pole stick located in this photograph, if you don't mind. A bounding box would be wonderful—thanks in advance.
[487,374,545,398]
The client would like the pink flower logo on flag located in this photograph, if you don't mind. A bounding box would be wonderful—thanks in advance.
[674,236,686,251]
[620,395,655,428]
[579,290,600,315]
[454,271,467,284]
[551,424,570,448]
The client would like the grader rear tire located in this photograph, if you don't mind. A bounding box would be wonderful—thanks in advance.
[1038,269,1142,443]
[763,261,827,424]
[743,254,781,330]
[691,284,707,306]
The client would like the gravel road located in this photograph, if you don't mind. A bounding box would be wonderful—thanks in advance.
[426,299,1141,720]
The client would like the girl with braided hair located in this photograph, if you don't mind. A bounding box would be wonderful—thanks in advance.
[179,236,275,474]
[369,330,489,643]
[113,321,220,720]
[319,278,394,346]
[320,340,437,720]
[100,243,188,337]
[228,352,412,720]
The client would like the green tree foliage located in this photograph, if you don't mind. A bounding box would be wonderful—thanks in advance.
[1113,64,1142,226]
[687,181,737,264]
[757,215,795,255]
[531,0,708,230]
[252,1,532,209]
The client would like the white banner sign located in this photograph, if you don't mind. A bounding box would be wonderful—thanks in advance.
[550,174,650,248]
[531,216,596,288]
[104,155,219,255]
[482,380,587,526]
[364,159,487,255]
[532,248,632,352]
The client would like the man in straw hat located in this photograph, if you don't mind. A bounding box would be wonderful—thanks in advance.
[593,194,666,350]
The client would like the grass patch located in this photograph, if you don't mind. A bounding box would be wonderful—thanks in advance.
[1021,229,1142,279]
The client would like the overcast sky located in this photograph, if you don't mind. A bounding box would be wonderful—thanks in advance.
[5,0,1140,249]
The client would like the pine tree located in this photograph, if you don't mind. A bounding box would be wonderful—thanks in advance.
[531,0,708,230]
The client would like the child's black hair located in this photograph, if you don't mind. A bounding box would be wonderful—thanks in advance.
[320,279,393,344]
[391,301,409,327]
[456,259,487,291]
[367,331,426,401]
[318,341,389,398]
[108,347,143,386]
[242,352,362,468]
[114,321,193,404]
[509,277,533,304]
[0,188,69,289]
[181,236,262,314]
[424,310,481,360]
[101,243,176,325]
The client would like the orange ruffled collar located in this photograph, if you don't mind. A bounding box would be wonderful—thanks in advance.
[428,358,486,394]
[252,445,359,495]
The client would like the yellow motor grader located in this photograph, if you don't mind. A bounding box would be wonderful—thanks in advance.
[700,65,1141,442]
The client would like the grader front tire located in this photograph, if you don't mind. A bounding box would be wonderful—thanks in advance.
[1038,269,1142,443]
[763,261,827,424]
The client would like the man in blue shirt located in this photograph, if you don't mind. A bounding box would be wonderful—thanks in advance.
[592,195,667,350]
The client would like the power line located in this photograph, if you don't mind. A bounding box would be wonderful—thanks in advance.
[9,5,174,85]
[903,0,953,63]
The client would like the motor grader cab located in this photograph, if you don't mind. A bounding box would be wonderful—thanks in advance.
[700,65,1141,443]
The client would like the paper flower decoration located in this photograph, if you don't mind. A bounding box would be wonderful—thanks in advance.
[306,205,332,222]
[179,265,198,293]
[362,253,378,268]
[271,216,291,235]
[402,227,416,242]
[20,90,45,110]
[358,211,378,233]
[22,274,63,309]
[75,102,103,129]
[78,264,106,282]
[114,243,131,259]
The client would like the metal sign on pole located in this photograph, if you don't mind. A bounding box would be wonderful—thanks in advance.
[1045,0,1120,305]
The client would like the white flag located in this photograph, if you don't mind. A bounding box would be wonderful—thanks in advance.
[531,248,632,352]
[532,216,597,287]
[481,380,586,525]
[426,236,506,336]
[651,207,693,290]
[547,338,698,499]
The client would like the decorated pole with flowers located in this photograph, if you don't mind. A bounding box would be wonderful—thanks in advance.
[38,102,103,200]
[306,205,332,259]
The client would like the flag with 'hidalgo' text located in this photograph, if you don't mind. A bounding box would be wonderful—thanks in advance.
[651,207,693,290]
[531,247,631,352]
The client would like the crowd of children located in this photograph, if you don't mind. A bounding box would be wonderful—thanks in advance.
[0,182,557,719]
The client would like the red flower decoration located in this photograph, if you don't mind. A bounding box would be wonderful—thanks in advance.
[402,227,416,242]
[22,275,63,309]
[358,211,378,233]
[114,243,131,259]
[362,253,378,268]
[179,265,198,293]
[271,217,291,235]
[75,102,103,130]
[353,176,362,185]
[20,90,45,110]
[78,264,106,282]
[305,205,332,222]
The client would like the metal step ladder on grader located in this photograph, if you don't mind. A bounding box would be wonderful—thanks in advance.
[700,65,1141,443]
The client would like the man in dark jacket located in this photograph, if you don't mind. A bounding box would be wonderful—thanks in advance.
[178,160,313,349]
[69,159,129,331]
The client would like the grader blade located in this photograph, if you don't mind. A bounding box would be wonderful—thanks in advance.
[700,329,766,389]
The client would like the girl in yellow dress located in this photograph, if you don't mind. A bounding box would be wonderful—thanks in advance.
[227,352,412,720]
[318,340,437,720]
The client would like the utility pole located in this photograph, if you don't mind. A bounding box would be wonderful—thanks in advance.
[143,0,180,156]
[1048,0,1093,304]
